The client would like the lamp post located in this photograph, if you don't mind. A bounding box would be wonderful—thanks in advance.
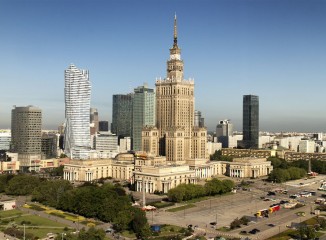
[23,224,25,240]
[61,232,66,240]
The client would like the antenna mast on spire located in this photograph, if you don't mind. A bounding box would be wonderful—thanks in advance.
[173,13,178,48]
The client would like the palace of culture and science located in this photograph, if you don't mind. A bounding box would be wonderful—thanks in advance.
[63,16,272,192]
[142,15,207,162]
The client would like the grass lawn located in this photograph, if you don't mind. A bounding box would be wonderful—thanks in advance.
[217,226,231,232]
[151,202,175,208]
[24,227,69,239]
[266,228,323,240]
[0,209,23,218]
[121,230,136,238]
[166,204,196,212]
[13,215,68,228]
[0,213,72,239]
[187,236,206,240]
[266,229,297,240]
[185,192,233,204]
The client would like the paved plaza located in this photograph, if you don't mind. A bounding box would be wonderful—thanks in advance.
[147,175,326,239]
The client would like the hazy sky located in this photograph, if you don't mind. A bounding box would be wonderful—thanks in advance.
[1,0,325,132]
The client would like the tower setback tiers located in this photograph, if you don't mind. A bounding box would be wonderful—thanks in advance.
[142,15,207,162]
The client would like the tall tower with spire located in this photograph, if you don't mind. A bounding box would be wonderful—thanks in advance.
[167,14,184,82]
[142,15,207,162]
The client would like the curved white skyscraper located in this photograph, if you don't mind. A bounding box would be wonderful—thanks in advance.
[64,64,91,159]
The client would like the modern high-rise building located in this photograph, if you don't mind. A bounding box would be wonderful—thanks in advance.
[111,94,133,138]
[132,84,155,151]
[90,108,99,135]
[142,15,207,161]
[11,106,42,154]
[41,133,57,159]
[99,121,109,132]
[216,119,233,148]
[11,106,42,171]
[194,110,205,128]
[216,119,233,137]
[64,64,91,160]
[242,95,259,149]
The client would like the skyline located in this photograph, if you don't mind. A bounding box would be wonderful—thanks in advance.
[1,0,326,132]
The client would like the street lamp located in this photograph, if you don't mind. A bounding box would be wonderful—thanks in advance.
[61,232,66,240]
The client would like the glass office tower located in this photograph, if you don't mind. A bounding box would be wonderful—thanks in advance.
[243,95,259,149]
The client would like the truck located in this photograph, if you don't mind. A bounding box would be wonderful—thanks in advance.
[255,205,280,217]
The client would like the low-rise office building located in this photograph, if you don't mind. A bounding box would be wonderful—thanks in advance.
[221,148,275,158]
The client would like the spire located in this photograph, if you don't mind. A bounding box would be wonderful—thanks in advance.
[173,13,178,48]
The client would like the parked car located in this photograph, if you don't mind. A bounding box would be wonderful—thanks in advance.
[240,230,247,234]
[105,228,114,233]
[249,228,260,234]
[268,223,276,227]
[280,200,289,204]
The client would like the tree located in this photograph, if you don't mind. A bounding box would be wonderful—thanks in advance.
[221,179,235,193]
[113,209,133,231]
[32,179,73,207]
[268,168,290,183]
[5,175,41,195]
[0,174,14,193]
[210,150,222,160]
[205,178,223,195]
[131,208,151,239]
[78,227,106,240]
[230,218,242,229]
[50,165,64,177]
[298,225,316,240]
[210,150,233,162]
[168,186,185,202]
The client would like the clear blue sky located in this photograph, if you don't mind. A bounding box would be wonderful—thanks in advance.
[1,0,325,132]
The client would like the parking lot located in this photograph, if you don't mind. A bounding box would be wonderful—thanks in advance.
[147,175,326,239]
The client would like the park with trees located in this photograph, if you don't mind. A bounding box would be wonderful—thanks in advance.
[167,178,235,202]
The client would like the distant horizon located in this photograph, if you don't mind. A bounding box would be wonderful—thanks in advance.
[1,0,325,133]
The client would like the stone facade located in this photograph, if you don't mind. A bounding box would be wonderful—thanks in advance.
[143,15,207,162]
[221,148,275,158]
[63,154,134,182]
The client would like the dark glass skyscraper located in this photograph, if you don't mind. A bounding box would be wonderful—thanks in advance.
[242,95,259,149]
[99,121,109,132]
[111,94,133,138]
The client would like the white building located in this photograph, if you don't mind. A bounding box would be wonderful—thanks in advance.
[299,139,315,153]
[275,136,303,151]
[120,137,131,153]
[0,199,16,211]
[228,134,243,148]
[207,141,222,155]
[0,131,11,150]
[93,132,119,152]
[259,135,275,148]
[64,64,91,160]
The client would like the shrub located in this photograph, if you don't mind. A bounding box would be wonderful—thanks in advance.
[230,218,242,229]
[239,216,249,225]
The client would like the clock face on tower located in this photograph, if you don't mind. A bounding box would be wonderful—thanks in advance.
[170,54,180,60]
